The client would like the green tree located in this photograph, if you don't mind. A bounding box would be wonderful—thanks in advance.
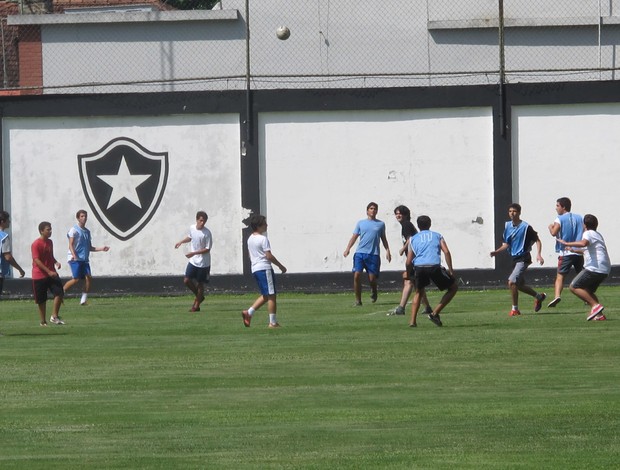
[163,0,220,10]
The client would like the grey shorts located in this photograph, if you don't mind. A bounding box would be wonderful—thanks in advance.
[570,269,607,293]
[557,254,584,275]
[508,260,529,285]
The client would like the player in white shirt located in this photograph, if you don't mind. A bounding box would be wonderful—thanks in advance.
[175,211,212,312]
[557,214,610,321]
[241,214,287,328]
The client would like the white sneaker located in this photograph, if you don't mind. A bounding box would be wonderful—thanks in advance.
[50,316,65,325]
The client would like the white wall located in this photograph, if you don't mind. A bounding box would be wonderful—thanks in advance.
[513,103,619,268]
[259,107,495,273]
[2,114,244,277]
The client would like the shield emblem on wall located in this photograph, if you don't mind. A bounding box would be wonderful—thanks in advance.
[78,137,169,241]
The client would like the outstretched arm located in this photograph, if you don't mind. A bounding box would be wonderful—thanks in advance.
[175,236,191,249]
[380,232,392,262]
[440,238,454,275]
[534,238,544,265]
[343,234,359,257]
[490,242,509,258]
[3,252,25,278]
[266,250,287,273]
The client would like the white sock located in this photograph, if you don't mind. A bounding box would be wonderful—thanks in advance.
[81,293,88,304]
[269,313,277,324]
[248,307,256,316]
[512,305,518,310]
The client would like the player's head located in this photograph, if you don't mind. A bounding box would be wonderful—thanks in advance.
[367,202,378,211]
[508,203,522,214]
[249,214,267,232]
[0,210,9,225]
[75,209,87,219]
[394,205,411,221]
[556,197,572,212]
[38,221,52,235]
[417,215,432,231]
[196,211,208,222]
[583,214,598,231]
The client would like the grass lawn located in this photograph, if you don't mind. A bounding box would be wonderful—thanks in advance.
[1,287,619,469]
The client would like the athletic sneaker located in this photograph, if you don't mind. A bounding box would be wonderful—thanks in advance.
[50,316,65,325]
[40,322,48,327]
[190,305,200,312]
[268,322,281,328]
[593,314,607,321]
[428,313,442,327]
[547,297,561,308]
[353,301,363,307]
[509,309,521,317]
[409,323,417,328]
[242,310,252,327]
[534,293,546,312]
[587,304,604,321]
[370,292,378,303]
[389,306,405,316]
[424,306,433,314]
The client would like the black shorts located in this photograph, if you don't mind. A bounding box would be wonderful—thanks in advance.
[32,277,64,304]
[414,265,456,291]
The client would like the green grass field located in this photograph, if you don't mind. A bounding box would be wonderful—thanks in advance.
[1,287,619,469]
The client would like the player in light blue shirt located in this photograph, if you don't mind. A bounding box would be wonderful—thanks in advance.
[547,197,584,308]
[63,210,110,305]
[406,215,457,327]
[491,203,546,317]
[343,202,391,306]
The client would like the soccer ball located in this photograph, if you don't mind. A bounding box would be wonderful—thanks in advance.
[276,26,291,40]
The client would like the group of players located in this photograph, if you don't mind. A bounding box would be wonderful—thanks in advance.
[0,210,109,329]
[344,197,611,327]
[0,196,612,331]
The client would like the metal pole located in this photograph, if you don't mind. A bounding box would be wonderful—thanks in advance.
[498,0,506,137]
[244,0,252,147]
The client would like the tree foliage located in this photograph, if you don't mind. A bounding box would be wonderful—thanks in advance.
[163,0,220,10]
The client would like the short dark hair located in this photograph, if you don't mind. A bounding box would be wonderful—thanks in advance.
[38,221,51,233]
[394,205,411,220]
[0,210,9,223]
[367,202,378,210]
[417,215,431,231]
[196,211,208,221]
[249,214,267,231]
[508,203,522,213]
[76,209,87,219]
[583,214,598,231]
[557,197,572,212]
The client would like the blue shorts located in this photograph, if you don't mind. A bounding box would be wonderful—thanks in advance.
[253,269,277,296]
[69,260,92,279]
[352,253,381,276]
[184,263,210,283]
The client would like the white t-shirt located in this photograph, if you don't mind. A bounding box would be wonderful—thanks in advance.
[583,230,611,274]
[188,224,212,268]
[247,232,272,273]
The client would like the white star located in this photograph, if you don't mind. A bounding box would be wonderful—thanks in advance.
[97,156,151,209]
